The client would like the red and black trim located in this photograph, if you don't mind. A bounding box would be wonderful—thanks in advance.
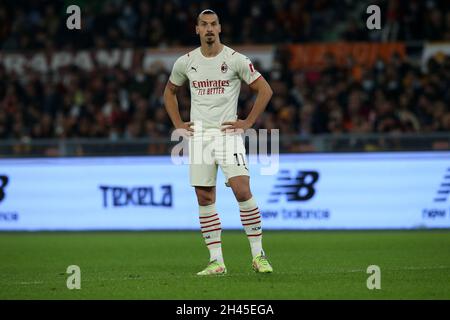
[201,222,222,230]
[206,241,221,246]
[249,75,263,86]
[199,213,218,220]
[201,227,222,234]
[247,232,262,237]
[242,220,261,226]
[200,216,220,224]
[240,211,260,218]
[241,215,260,222]
[168,79,181,87]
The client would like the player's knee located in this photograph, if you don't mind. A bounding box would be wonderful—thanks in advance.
[234,189,252,202]
[195,190,215,206]
[198,197,214,206]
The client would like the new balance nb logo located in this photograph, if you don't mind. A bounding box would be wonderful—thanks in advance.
[268,170,319,203]
[434,167,450,202]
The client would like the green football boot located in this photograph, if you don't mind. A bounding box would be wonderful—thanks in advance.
[252,253,273,273]
[196,260,227,276]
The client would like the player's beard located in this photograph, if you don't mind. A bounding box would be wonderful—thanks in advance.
[205,34,215,45]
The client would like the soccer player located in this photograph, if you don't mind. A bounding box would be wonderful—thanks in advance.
[164,9,273,275]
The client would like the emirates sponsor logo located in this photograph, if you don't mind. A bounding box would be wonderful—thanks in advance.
[192,79,230,89]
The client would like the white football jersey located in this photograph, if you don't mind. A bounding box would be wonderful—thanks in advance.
[169,45,261,132]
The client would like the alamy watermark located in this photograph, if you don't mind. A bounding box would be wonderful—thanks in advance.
[366,5,381,30]
[366,265,381,290]
[170,122,280,176]
[66,265,81,290]
[66,5,81,30]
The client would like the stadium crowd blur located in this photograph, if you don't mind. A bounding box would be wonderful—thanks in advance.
[0,0,449,154]
[2,0,449,49]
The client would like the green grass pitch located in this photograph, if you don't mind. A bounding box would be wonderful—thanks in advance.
[0,230,449,299]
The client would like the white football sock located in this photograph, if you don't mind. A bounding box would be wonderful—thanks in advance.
[238,197,264,258]
[199,203,224,264]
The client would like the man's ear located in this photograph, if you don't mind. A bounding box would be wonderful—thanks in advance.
[195,25,199,35]
[218,24,221,34]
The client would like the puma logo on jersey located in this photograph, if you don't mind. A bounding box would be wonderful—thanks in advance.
[191,66,198,72]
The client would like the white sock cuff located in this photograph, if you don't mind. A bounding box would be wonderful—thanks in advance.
[238,197,257,211]
[199,203,216,216]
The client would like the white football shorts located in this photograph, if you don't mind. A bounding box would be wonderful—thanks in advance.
[188,130,249,187]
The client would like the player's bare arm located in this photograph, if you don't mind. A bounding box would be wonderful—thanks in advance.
[163,81,194,134]
[222,76,273,131]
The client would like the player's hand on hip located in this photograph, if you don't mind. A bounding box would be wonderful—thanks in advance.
[175,121,194,137]
[221,119,251,133]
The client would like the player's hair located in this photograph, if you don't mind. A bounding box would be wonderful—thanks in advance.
[196,9,219,25]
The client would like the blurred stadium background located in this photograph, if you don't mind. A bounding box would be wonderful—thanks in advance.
[0,0,449,299]
[0,0,449,156]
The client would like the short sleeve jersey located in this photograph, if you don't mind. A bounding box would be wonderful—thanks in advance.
[169,45,261,131]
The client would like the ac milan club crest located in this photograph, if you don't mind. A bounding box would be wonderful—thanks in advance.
[221,62,228,73]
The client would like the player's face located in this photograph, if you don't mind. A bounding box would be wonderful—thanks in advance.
[196,14,221,45]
